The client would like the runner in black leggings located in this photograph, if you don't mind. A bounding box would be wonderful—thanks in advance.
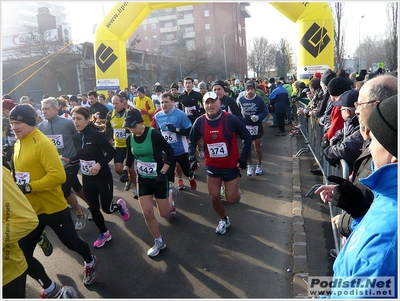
[65,106,130,249]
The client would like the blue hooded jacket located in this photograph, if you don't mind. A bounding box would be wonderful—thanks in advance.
[331,162,398,298]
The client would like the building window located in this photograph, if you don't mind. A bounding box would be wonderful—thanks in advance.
[151,24,156,31]
[204,9,209,17]
[164,22,173,28]
[144,36,148,41]
[143,24,147,31]
[184,12,193,19]
[165,33,174,41]
[153,35,158,42]
[186,39,195,49]
[205,36,211,44]
[185,26,194,33]
[154,47,159,52]
[205,23,210,30]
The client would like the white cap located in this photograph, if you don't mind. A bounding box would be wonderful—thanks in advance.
[202,91,218,102]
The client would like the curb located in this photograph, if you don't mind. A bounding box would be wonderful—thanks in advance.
[291,135,309,298]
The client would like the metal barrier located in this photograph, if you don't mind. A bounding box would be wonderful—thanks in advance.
[295,100,350,254]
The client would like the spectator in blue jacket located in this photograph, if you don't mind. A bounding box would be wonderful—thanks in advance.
[328,95,397,298]
[269,80,289,134]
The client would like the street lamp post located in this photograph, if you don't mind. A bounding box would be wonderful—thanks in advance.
[358,15,364,72]
[223,27,245,80]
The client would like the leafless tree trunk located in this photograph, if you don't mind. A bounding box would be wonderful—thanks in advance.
[247,36,276,78]
[385,2,398,70]
[332,3,346,71]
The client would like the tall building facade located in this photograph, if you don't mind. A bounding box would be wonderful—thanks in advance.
[129,2,251,80]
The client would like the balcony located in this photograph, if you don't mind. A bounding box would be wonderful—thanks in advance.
[240,4,251,18]
[177,18,194,26]
[160,26,178,33]
[182,31,195,39]
[176,5,193,12]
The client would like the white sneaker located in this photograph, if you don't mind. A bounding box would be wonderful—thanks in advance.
[247,164,254,176]
[255,164,262,175]
[133,187,138,199]
[75,212,87,230]
[215,216,230,235]
[147,239,166,257]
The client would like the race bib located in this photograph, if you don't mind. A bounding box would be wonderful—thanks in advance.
[7,136,17,145]
[137,160,157,177]
[15,172,30,185]
[184,106,196,116]
[114,128,127,139]
[161,130,178,144]
[207,142,228,158]
[80,159,96,176]
[246,125,259,136]
[47,134,64,149]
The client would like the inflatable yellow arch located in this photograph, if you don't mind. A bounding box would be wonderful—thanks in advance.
[94,2,333,93]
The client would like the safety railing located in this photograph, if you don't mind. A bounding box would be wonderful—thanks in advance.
[295,100,350,254]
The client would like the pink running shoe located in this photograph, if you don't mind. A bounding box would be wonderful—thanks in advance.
[117,199,130,221]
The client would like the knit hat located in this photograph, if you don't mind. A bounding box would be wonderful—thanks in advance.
[211,80,226,89]
[367,95,397,157]
[2,99,17,111]
[136,86,145,94]
[199,81,207,89]
[69,95,79,103]
[314,72,322,79]
[332,89,359,108]
[9,104,37,126]
[321,69,337,86]
[245,82,255,89]
[327,77,351,96]
[123,108,144,128]
[235,79,240,85]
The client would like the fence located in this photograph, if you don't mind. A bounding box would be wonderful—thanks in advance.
[294,100,350,255]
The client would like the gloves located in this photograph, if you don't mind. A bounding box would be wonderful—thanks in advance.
[166,123,177,133]
[238,159,247,169]
[156,172,167,183]
[189,157,199,172]
[327,175,371,218]
[120,170,129,183]
[321,136,329,149]
[250,115,259,122]
[18,184,31,194]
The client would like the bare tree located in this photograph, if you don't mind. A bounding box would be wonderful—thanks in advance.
[247,36,276,78]
[385,2,398,70]
[274,38,293,78]
[332,3,346,71]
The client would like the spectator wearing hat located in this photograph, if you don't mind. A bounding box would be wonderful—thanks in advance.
[193,79,200,92]
[323,90,364,171]
[231,79,244,99]
[269,80,289,135]
[133,86,155,127]
[327,95,398,298]
[321,77,353,147]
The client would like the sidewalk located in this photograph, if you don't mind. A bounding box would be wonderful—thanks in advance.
[290,123,335,297]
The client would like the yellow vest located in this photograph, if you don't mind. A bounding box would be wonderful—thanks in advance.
[110,109,128,148]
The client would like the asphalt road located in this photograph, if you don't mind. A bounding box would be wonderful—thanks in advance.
[25,120,334,298]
